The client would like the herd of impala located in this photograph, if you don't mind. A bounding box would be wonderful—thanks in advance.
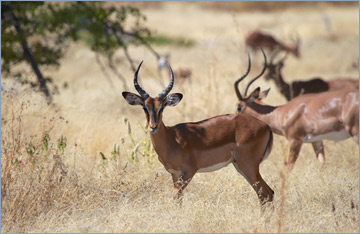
[122,30,359,206]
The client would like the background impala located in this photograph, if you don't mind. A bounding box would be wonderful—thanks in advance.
[235,50,359,169]
[245,30,301,58]
[265,49,359,100]
[157,53,192,86]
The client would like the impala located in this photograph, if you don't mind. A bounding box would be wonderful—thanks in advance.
[122,61,274,205]
[234,50,359,169]
[245,31,300,58]
[158,53,192,82]
[265,50,359,100]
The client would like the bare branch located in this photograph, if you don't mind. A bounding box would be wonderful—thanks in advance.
[106,53,129,91]
[94,52,116,93]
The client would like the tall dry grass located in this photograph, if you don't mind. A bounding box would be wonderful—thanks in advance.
[1,2,359,233]
[1,90,358,232]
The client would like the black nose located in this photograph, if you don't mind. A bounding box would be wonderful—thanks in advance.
[150,126,158,133]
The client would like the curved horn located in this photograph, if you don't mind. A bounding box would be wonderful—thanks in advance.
[244,48,267,96]
[134,61,150,100]
[278,51,289,64]
[271,49,289,66]
[269,48,282,64]
[234,50,251,100]
[157,62,174,99]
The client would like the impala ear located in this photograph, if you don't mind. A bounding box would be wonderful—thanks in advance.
[248,87,261,102]
[164,93,183,107]
[122,92,144,106]
[259,88,270,100]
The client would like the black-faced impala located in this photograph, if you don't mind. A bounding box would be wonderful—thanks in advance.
[122,61,274,205]
[245,30,300,58]
[265,49,359,101]
[234,50,359,170]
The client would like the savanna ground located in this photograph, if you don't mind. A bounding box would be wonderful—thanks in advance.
[1,2,359,233]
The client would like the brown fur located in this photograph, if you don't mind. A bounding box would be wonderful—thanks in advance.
[238,88,359,169]
[123,64,275,205]
[265,59,359,101]
[245,31,300,58]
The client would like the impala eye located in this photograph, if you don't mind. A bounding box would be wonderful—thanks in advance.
[237,104,244,113]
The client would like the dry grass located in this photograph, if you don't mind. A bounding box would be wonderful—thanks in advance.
[1,2,359,233]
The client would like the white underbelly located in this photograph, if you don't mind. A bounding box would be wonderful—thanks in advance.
[304,129,351,143]
[197,157,234,173]
[167,168,182,178]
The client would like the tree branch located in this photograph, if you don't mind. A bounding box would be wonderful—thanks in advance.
[77,1,161,72]
[94,52,116,93]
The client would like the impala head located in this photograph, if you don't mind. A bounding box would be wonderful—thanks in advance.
[235,49,270,113]
[290,33,301,58]
[265,49,288,81]
[122,61,183,134]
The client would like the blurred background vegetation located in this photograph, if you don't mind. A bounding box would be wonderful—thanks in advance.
[2,1,356,104]
[193,1,357,12]
[2,1,160,103]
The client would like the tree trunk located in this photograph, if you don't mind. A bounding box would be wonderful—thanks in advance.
[3,2,52,104]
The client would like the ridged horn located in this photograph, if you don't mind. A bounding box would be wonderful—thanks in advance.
[278,51,289,64]
[134,61,149,100]
[234,50,251,100]
[270,48,289,65]
[157,63,174,99]
[269,48,282,64]
[244,48,267,96]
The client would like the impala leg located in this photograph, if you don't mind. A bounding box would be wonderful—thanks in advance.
[286,140,302,170]
[171,172,194,202]
[233,161,273,205]
[233,139,274,205]
[232,142,274,206]
[348,125,359,144]
[351,132,359,145]
[311,141,325,165]
[344,106,359,144]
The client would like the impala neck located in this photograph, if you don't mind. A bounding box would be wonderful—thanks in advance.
[281,44,296,54]
[149,121,175,160]
[274,70,291,101]
[245,102,283,135]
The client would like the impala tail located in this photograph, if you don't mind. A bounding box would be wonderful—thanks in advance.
[263,130,273,161]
